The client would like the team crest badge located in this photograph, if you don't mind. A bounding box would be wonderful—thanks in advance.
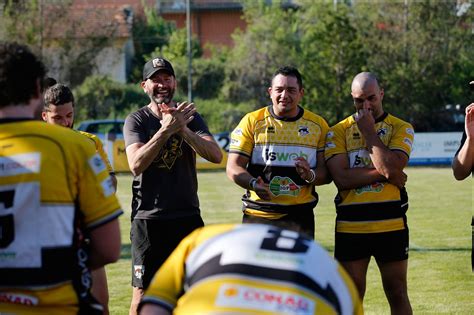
[298,126,309,136]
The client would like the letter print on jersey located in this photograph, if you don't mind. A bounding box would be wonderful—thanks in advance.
[0,182,74,268]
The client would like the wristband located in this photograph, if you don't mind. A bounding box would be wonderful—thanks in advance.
[305,169,316,184]
[249,178,257,190]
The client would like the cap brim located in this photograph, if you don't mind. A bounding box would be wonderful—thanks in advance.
[144,68,174,80]
[470,81,474,85]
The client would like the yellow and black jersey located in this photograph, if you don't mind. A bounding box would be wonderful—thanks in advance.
[78,130,114,175]
[0,120,123,314]
[325,113,414,234]
[229,106,329,219]
[141,223,363,315]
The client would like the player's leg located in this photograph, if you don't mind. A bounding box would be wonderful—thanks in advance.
[335,232,372,300]
[339,259,370,300]
[130,214,204,315]
[129,287,144,315]
[377,259,412,315]
[375,229,412,315]
[129,219,150,315]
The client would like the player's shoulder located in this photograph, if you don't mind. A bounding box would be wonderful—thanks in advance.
[302,108,329,125]
[244,106,271,121]
[126,105,149,122]
[385,113,412,127]
[331,115,355,129]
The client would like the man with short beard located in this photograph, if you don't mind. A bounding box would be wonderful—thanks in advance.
[124,57,222,315]
[325,72,414,314]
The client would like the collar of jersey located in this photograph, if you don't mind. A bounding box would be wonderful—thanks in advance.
[268,105,304,122]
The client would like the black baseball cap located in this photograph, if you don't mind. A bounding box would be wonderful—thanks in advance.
[142,57,175,80]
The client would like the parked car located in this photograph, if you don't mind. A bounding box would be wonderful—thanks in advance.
[76,119,229,172]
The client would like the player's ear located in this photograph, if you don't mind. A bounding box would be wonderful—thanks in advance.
[41,110,48,122]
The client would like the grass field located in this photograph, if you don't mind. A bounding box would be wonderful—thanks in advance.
[108,167,473,314]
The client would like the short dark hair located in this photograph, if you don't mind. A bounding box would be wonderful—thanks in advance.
[43,84,75,110]
[272,66,303,89]
[0,41,46,108]
[43,77,57,91]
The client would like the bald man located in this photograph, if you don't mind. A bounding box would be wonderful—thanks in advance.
[324,72,414,314]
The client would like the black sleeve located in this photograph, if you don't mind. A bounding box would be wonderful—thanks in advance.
[188,112,212,137]
[124,111,148,148]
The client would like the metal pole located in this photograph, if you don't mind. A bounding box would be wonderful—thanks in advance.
[186,0,192,102]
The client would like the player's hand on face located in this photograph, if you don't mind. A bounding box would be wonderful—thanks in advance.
[355,107,375,136]
[253,176,272,201]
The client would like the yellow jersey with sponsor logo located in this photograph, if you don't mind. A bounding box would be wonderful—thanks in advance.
[229,106,329,219]
[0,120,123,314]
[141,223,363,315]
[325,113,414,234]
[78,130,114,175]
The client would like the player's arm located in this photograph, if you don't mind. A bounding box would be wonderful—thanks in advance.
[363,132,408,186]
[226,152,272,200]
[181,128,223,163]
[356,109,408,188]
[88,219,121,270]
[126,134,168,176]
[294,151,331,185]
[314,151,331,185]
[326,153,386,191]
[452,103,474,180]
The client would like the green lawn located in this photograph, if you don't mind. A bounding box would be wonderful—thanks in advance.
[108,167,473,314]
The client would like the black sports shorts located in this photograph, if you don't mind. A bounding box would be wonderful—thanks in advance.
[131,215,204,289]
[335,228,409,262]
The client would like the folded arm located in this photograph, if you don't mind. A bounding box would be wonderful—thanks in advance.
[226,152,272,200]
[326,154,387,191]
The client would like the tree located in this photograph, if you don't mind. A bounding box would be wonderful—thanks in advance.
[0,0,121,87]
[74,75,146,121]
[128,3,175,83]
[353,1,474,130]
[298,1,366,124]
[221,1,302,107]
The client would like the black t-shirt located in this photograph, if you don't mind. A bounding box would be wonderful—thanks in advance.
[124,105,211,220]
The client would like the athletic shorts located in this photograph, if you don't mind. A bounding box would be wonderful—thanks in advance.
[242,209,315,239]
[335,228,409,263]
[131,215,204,289]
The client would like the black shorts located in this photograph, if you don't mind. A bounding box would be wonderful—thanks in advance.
[242,209,315,239]
[131,215,204,289]
[335,228,409,263]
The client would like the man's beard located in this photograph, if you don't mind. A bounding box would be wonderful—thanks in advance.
[149,87,175,105]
